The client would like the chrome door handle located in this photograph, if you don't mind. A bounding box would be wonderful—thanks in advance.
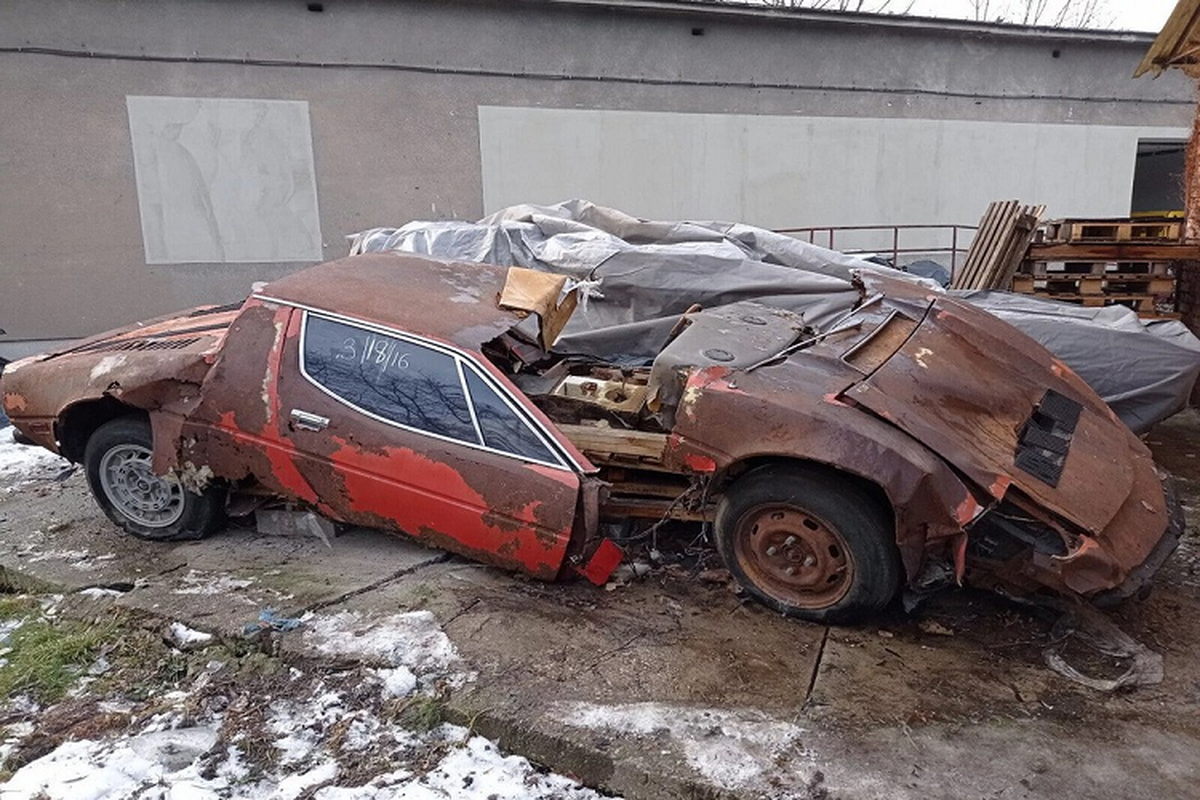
[290,409,330,432]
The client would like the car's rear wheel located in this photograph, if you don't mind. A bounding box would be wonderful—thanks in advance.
[84,416,224,541]
[714,465,901,624]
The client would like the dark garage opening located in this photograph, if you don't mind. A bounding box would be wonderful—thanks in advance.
[1132,139,1186,215]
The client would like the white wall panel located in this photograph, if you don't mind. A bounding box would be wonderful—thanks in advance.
[127,96,323,264]
[480,106,1189,232]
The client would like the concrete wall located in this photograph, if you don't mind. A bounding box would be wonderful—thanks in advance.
[0,0,1194,354]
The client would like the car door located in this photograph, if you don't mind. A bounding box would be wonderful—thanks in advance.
[272,308,583,580]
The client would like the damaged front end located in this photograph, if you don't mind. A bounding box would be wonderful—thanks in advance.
[1,304,238,460]
[842,279,1184,603]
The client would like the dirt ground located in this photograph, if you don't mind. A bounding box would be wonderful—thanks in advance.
[1,412,1200,798]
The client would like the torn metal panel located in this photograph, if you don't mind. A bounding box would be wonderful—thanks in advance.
[647,301,810,414]
[0,307,234,455]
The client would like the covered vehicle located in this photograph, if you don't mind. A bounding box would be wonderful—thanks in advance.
[358,200,1200,436]
[0,252,1183,622]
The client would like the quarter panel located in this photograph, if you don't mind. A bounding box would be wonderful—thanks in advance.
[668,364,979,579]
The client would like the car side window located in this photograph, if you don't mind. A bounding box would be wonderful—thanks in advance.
[463,368,559,464]
[302,315,477,443]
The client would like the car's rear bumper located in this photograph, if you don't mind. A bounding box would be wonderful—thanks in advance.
[1093,472,1185,606]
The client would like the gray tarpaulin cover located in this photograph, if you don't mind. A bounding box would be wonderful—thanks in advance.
[352,199,1200,434]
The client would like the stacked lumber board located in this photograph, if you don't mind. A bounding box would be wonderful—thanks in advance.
[952,201,1046,290]
[1013,217,1185,318]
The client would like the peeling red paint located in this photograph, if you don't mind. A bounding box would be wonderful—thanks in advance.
[988,474,1012,500]
[329,438,571,578]
[697,366,738,391]
[697,365,733,382]
[264,443,322,506]
[953,492,985,526]
[684,453,718,473]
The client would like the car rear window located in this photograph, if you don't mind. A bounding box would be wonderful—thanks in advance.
[302,315,477,443]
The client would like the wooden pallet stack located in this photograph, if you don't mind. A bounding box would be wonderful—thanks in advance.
[952,201,1046,290]
[1013,217,1184,318]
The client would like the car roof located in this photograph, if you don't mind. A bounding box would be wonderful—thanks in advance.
[256,253,524,350]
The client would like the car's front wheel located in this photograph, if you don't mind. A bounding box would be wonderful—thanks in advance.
[714,464,901,624]
[84,416,224,541]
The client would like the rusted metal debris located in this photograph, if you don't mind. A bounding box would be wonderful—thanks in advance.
[1,253,1184,624]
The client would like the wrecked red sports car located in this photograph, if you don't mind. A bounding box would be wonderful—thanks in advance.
[1,254,1183,622]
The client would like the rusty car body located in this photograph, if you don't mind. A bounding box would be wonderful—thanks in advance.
[1,253,1183,622]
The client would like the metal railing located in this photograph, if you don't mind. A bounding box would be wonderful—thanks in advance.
[775,224,977,274]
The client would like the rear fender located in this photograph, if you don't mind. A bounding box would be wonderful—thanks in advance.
[667,367,982,580]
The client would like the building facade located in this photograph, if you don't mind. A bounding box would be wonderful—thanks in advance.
[0,0,1193,357]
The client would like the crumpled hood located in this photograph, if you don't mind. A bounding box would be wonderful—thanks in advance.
[1,304,239,427]
[842,295,1150,535]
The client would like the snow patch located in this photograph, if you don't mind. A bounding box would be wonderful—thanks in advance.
[167,622,214,649]
[276,759,340,798]
[0,426,70,489]
[303,610,470,685]
[561,701,817,792]
[79,587,125,599]
[0,616,23,646]
[411,729,608,800]
[61,553,119,572]
[172,570,254,596]
[4,690,613,800]
[27,548,90,564]
[374,665,418,698]
[269,689,346,766]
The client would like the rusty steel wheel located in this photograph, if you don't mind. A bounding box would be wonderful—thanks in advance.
[714,465,901,624]
[732,505,854,610]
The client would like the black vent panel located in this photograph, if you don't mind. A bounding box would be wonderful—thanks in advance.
[188,301,243,317]
[77,337,202,354]
[1014,389,1082,487]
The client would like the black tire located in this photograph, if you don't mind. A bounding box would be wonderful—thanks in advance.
[84,416,224,541]
[714,464,901,624]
